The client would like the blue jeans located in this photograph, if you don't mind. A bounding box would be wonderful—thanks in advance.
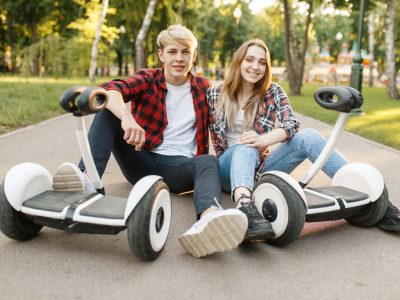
[219,144,259,196]
[219,128,348,195]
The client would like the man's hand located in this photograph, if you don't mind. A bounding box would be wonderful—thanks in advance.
[104,90,146,151]
[121,112,145,151]
[239,131,266,151]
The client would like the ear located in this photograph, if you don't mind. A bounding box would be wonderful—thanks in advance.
[158,49,164,63]
[192,50,197,63]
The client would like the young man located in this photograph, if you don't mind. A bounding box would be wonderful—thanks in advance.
[58,24,248,258]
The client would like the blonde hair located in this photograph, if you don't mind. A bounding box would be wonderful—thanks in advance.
[157,24,198,50]
[217,39,272,129]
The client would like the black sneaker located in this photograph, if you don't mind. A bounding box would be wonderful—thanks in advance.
[377,202,400,231]
[238,200,275,242]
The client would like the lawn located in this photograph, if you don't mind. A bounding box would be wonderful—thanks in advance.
[0,76,105,134]
[281,83,400,150]
[0,77,399,151]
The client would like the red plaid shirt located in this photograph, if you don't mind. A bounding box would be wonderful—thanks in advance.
[101,68,210,155]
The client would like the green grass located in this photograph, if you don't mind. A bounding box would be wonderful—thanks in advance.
[0,76,109,134]
[0,77,399,151]
[281,83,400,150]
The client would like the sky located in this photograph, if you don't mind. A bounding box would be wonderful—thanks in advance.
[219,0,276,14]
[248,0,276,14]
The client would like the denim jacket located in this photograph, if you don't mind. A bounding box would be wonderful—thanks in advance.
[207,82,300,180]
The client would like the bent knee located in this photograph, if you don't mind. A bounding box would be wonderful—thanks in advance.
[235,145,258,157]
[294,128,324,142]
[195,154,219,169]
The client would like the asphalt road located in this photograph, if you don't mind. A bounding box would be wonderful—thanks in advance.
[0,112,399,300]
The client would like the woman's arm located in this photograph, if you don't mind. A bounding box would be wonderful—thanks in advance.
[207,87,226,157]
[239,128,286,151]
[273,84,300,140]
[239,83,299,151]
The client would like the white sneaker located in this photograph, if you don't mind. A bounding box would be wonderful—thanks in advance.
[52,162,96,194]
[179,208,248,258]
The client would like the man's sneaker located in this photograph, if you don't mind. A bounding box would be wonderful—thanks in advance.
[238,200,275,242]
[52,162,96,194]
[377,202,400,231]
[178,208,247,258]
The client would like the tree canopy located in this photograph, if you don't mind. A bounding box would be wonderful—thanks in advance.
[0,0,398,85]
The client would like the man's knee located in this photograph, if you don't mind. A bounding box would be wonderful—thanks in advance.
[195,154,219,167]
[91,108,121,128]
[193,155,220,174]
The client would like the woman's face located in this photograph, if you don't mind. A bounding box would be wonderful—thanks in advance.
[240,45,267,85]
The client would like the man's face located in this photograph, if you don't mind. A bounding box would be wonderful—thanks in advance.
[158,42,196,85]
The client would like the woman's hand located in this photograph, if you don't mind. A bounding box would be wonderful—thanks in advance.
[239,131,266,151]
[121,111,145,151]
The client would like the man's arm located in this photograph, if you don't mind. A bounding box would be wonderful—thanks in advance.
[106,90,145,151]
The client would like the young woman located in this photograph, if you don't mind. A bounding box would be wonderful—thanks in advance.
[207,39,354,242]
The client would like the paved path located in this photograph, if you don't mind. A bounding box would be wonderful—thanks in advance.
[0,113,399,300]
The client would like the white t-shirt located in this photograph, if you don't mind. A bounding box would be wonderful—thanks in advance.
[152,80,197,157]
[225,109,245,148]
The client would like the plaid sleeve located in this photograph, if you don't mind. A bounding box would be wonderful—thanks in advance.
[207,87,225,157]
[100,69,151,103]
[271,84,300,140]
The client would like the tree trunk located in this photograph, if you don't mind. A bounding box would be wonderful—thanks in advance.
[283,0,313,95]
[89,0,109,82]
[385,0,400,99]
[6,9,16,73]
[31,11,39,76]
[368,13,375,87]
[116,49,123,76]
[135,0,158,70]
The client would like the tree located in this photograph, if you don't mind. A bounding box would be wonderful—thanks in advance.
[282,0,313,95]
[17,0,54,75]
[384,0,400,99]
[255,4,286,65]
[89,0,109,82]
[67,0,119,77]
[368,12,375,87]
[135,0,158,69]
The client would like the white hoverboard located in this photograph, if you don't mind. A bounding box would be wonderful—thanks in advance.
[0,86,172,261]
[252,86,389,246]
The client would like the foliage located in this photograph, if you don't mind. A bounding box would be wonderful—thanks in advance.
[0,0,398,79]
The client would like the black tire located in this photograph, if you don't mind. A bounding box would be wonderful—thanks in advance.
[345,184,389,227]
[0,181,42,241]
[253,174,306,246]
[127,180,171,261]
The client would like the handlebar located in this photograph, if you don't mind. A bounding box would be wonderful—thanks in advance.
[59,86,109,116]
[314,86,363,113]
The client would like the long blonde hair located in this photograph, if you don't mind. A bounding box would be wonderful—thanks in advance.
[217,39,272,129]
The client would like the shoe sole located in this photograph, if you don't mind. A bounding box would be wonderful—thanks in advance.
[243,226,275,242]
[378,224,400,231]
[179,214,247,258]
[52,163,84,192]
